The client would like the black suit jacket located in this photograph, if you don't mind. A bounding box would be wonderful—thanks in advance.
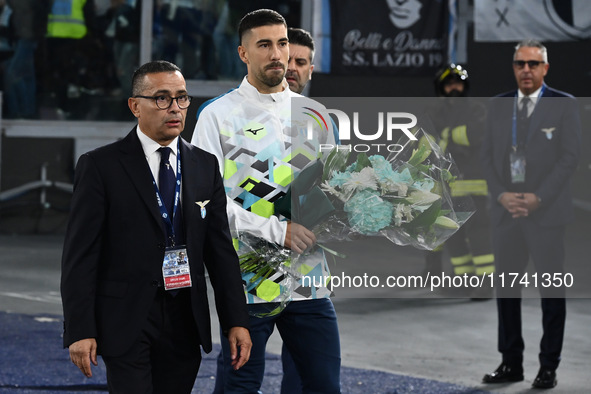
[481,85,581,227]
[61,128,248,357]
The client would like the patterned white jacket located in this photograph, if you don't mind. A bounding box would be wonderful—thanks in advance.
[192,77,336,303]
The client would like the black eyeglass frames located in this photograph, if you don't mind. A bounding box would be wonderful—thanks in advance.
[133,95,192,110]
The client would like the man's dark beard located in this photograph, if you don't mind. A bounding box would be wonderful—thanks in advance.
[258,63,286,87]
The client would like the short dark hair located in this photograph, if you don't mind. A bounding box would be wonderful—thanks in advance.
[131,60,182,96]
[288,27,315,61]
[238,9,286,45]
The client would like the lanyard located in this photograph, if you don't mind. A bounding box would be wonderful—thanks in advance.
[151,140,182,246]
[512,84,546,149]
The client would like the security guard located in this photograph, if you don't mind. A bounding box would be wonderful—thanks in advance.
[46,0,89,39]
[45,0,95,117]
[424,64,494,299]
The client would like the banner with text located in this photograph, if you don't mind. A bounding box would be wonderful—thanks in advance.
[474,0,591,42]
[329,0,449,76]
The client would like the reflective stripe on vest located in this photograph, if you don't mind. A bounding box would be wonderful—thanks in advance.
[439,125,469,152]
[473,253,495,276]
[450,179,488,197]
[439,127,450,152]
[451,125,469,146]
[450,253,475,275]
[47,0,87,39]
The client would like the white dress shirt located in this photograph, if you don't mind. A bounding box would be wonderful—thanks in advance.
[136,126,179,190]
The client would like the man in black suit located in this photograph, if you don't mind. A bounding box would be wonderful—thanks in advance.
[61,60,251,393]
[481,40,581,389]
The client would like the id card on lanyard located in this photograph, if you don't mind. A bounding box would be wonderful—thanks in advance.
[510,85,545,183]
[162,246,192,290]
[152,141,192,290]
[509,150,526,183]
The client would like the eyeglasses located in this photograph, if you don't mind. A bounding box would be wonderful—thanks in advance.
[134,94,192,110]
[512,60,544,69]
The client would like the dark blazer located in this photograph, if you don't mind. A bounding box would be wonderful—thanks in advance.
[481,85,581,227]
[61,128,249,357]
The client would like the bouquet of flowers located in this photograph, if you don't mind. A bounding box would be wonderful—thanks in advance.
[235,128,474,316]
[279,128,475,250]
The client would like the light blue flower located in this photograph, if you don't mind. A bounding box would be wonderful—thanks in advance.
[374,167,415,196]
[369,155,390,170]
[344,189,393,234]
[328,171,352,187]
[412,178,435,192]
[345,162,358,173]
[373,163,396,183]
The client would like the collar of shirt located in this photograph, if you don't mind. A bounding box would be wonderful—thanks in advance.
[238,76,293,104]
[518,85,543,107]
[136,126,179,183]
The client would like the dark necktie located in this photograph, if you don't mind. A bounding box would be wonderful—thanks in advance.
[158,147,175,218]
[516,97,531,146]
[519,97,531,119]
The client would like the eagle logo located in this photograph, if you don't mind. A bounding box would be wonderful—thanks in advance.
[541,127,555,140]
[195,200,210,219]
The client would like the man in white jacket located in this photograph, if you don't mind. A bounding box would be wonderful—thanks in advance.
[192,9,341,394]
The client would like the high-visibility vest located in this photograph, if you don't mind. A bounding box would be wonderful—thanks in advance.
[450,179,488,196]
[47,0,87,39]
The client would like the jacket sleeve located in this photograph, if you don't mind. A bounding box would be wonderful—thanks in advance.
[191,106,287,245]
[534,96,581,206]
[60,153,104,348]
[201,157,250,332]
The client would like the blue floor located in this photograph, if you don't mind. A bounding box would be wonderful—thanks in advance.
[0,312,491,394]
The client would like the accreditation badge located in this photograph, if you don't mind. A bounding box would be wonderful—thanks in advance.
[510,149,526,184]
[162,246,192,290]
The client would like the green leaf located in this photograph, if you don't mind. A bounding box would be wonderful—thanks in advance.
[407,199,441,228]
[415,164,431,174]
[434,215,459,229]
[322,149,350,182]
[408,145,427,167]
[440,168,455,183]
[355,153,372,170]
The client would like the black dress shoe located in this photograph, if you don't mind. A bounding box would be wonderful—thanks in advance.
[532,368,557,389]
[482,363,524,383]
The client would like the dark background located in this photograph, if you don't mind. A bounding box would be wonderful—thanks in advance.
[1,25,590,234]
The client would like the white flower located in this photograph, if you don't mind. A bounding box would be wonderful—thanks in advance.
[320,181,348,202]
[343,167,378,195]
[394,203,414,226]
[406,189,440,206]
[380,180,409,197]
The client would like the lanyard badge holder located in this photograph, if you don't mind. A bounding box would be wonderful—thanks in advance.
[509,149,526,184]
[153,142,192,291]
[510,86,545,184]
[162,247,191,290]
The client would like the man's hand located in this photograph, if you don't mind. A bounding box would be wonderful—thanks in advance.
[228,327,252,370]
[520,192,541,213]
[499,192,541,218]
[69,338,98,378]
[284,222,316,254]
